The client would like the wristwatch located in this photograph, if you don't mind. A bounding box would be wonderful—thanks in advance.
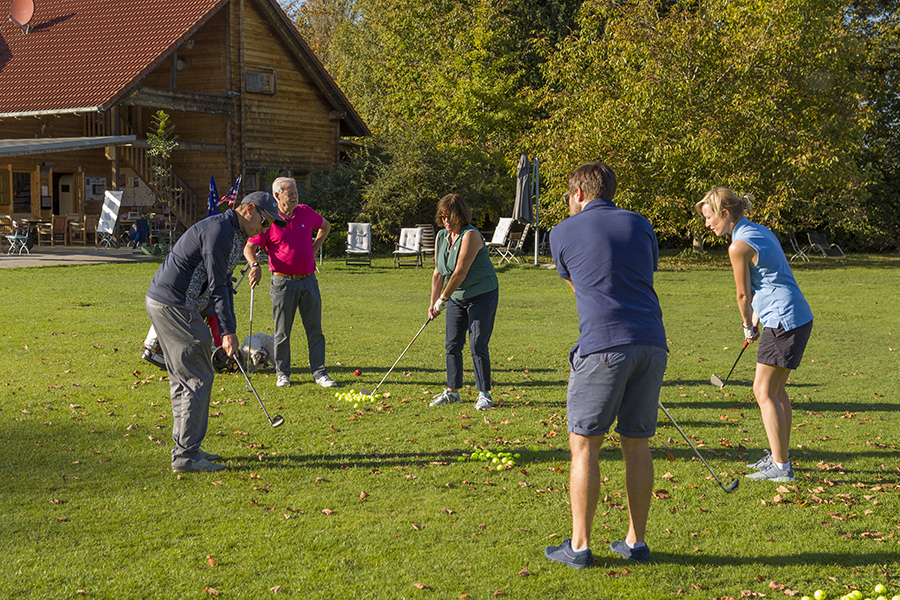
[251,262,259,268]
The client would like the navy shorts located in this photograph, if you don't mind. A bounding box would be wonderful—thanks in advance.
[566,344,667,438]
[757,319,813,370]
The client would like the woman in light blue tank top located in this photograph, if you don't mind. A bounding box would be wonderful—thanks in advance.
[696,187,814,484]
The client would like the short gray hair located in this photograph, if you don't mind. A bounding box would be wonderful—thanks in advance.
[272,177,296,195]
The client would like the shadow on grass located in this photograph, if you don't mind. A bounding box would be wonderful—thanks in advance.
[593,548,900,568]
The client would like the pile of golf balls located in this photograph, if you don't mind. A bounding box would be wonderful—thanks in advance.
[459,449,521,470]
[804,585,899,600]
[334,389,376,408]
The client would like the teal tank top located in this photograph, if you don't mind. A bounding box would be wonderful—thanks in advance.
[435,225,499,301]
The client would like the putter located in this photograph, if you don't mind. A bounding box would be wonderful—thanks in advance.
[658,401,739,493]
[229,349,285,428]
[710,339,750,388]
[360,317,432,397]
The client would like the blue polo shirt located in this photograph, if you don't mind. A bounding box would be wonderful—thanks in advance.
[146,210,242,336]
[550,199,667,355]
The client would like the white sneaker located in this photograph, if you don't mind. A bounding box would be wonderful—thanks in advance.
[276,375,291,387]
[315,374,337,388]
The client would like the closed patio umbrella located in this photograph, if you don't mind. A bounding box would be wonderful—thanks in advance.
[512,153,532,224]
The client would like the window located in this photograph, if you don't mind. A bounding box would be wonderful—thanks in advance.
[245,67,276,94]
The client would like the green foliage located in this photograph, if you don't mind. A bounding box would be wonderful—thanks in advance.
[537,0,876,245]
[2,257,900,598]
[146,110,180,210]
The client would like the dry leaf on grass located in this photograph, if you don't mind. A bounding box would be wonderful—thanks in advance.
[203,587,220,596]
[207,555,217,567]
[270,585,282,593]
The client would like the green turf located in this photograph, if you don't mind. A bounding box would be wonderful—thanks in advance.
[1,252,898,599]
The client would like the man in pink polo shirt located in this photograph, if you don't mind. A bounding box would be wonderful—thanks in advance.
[243,177,336,388]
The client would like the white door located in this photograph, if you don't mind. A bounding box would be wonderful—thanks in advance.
[58,174,74,214]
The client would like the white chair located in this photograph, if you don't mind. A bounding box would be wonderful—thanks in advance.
[393,227,424,268]
[485,217,514,258]
[346,222,372,266]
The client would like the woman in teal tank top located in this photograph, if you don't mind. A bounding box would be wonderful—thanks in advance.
[696,187,813,484]
[428,194,499,411]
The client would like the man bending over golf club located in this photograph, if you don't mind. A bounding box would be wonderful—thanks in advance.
[146,192,284,473]
[697,187,813,482]
[545,162,668,567]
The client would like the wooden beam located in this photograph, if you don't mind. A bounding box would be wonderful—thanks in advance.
[120,87,235,116]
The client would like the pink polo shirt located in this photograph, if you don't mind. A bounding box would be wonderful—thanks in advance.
[249,204,323,276]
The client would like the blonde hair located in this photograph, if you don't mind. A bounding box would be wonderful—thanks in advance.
[695,186,754,220]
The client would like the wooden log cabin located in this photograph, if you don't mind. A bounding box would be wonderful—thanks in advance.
[0,0,368,230]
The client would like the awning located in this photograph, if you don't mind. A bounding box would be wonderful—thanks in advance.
[0,135,136,158]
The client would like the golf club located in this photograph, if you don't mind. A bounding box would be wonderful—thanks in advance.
[658,401,739,493]
[218,346,285,428]
[246,285,254,391]
[360,316,433,397]
[710,339,750,388]
[232,263,250,294]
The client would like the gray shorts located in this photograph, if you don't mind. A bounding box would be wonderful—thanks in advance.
[757,319,813,370]
[567,344,667,438]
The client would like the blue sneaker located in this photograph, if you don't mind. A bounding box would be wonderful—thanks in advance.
[544,539,594,569]
[610,540,651,563]
[474,391,494,410]
[429,390,461,406]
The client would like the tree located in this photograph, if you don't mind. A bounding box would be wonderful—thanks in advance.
[147,110,180,247]
[536,0,875,246]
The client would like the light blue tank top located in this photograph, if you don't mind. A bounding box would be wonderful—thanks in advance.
[732,218,813,331]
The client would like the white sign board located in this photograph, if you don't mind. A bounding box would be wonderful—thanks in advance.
[98,190,123,235]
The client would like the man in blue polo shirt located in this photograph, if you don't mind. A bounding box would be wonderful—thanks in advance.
[146,192,285,473]
[545,162,668,567]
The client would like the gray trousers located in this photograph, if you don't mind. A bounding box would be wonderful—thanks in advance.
[145,296,214,467]
[270,274,327,378]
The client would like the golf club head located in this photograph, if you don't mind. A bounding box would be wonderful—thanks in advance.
[270,414,285,428]
[710,374,725,389]
[359,388,372,396]
[723,478,740,493]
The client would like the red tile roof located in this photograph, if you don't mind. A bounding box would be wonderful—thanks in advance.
[0,0,227,115]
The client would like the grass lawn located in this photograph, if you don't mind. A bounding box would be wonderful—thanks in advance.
[0,252,898,600]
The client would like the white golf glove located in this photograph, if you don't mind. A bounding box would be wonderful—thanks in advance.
[743,324,759,340]
[433,296,449,313]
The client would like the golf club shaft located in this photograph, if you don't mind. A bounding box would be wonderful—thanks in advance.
[368,317,432,396]
[658,400,734,492]
[722,339,750,386]
[233,352,274,423]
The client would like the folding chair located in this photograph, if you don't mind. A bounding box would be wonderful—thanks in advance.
[787,231,810,263]
[416,223,436,258]
[485,218,514,259]
[346,222,372,266]
[393,227,424,267]
[807,232,845,258]
[5,220,31,255]
[497,223,531,265]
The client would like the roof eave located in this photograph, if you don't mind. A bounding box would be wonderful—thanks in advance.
[0,107,105,119]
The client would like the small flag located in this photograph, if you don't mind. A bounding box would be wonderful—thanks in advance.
[207,176,220,217]
[218,175,242,209]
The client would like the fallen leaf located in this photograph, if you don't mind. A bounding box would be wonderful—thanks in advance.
[411,523,422,530]
[359,490,369,502]
[270,585,282,593]
[204,587,220,596]
[321,509,334,515]
[413,583,426,590]
[207,555,217,567]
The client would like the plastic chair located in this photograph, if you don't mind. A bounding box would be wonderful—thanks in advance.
[787,231,810,263]
[393,227,424,268]
[497,223,531,265]
[346,222,372,266]
[485,218,514,258]
[416,223,436,258]
[807,232,845,258]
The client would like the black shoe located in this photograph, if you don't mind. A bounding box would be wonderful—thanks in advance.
[172,458,226,473]
[544,539,594,569]
[610,540,651,563]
